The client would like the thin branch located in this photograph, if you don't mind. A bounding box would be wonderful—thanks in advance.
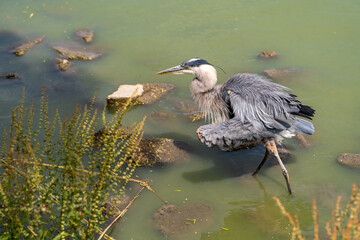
[98,186,146,240]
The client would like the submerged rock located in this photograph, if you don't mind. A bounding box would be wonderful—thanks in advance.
[12,35,45,56]
[102,194,130,217]
[149,111,177,121]
[56,58,73,72]
[93,126,133,146]
[0,73,20,79]
[75,29,94,43]
[169,98,203,122]
[295,133,313,148]
[244,204,287,235]
[135,138,191,167]
[337,153,360,168]
[258,51,278,59]
[153,202,213,238]
[310,184,340,209]
[262,68,299,81]
[106,83,175,108]
[52,44,102,60]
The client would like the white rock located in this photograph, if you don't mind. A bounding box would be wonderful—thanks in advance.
[107,84,144,99]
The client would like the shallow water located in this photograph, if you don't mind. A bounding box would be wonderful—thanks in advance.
[1,0,360,239]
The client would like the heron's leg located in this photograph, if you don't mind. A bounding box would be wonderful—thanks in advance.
[252,149,270,176]
[266,140,292,195]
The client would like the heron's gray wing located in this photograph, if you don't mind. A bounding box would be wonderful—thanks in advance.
[197,118,272,151]
[221,74,300,132]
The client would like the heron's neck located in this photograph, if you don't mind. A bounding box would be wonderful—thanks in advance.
[189,65,217,94]
[188,65,228,123]
[190,84,229,123]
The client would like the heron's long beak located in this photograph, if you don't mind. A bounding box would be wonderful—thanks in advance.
[156,65,186,75]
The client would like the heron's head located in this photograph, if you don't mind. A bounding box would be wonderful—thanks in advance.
[157,58,218,93]
[156,58,216,77]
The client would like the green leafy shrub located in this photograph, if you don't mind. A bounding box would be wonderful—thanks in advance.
[0,87,145,239]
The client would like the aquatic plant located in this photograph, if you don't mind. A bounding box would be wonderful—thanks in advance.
[274,184,360,239]
[0,87,145,239]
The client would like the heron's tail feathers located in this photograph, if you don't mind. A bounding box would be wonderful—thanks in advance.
[294,117,314,135]
[293,104,315,120]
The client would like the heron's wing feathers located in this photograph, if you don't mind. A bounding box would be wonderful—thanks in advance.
[221,74,313,132]
[197,118,271,150]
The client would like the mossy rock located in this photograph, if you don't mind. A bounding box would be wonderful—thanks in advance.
[106,83,175,109]
[135,138,191,167]
[12,35,45,56]
[52,44,102,60]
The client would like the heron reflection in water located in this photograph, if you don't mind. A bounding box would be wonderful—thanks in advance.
[157,58,315,195]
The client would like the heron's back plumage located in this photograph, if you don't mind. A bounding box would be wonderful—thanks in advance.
[198,73,315,150]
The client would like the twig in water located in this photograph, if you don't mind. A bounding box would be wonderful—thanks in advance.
[98,186,146,240]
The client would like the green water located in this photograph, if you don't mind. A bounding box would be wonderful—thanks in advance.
[1,0,360,239]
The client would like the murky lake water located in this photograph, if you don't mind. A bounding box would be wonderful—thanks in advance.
[1,0,360,239]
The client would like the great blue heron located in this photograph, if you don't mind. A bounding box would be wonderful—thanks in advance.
[157,58,315,194]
